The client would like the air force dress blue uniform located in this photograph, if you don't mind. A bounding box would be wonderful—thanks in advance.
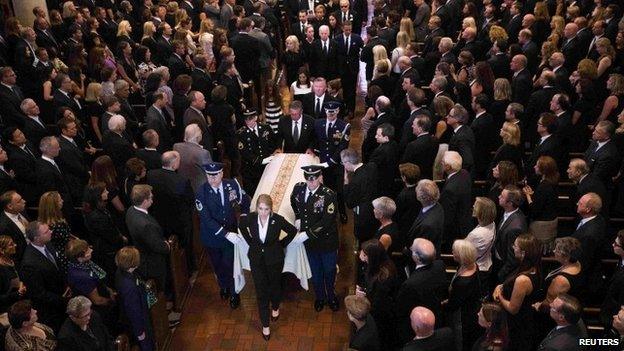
[195,162,250,305]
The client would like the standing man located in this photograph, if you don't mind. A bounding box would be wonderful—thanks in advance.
[146,92,174,153]
[195,162,250,309]
[334,21,363,117]
[236,109,276,197]
[341,148,378,243]
[313,101,350,223]
[290,165,339,312]
[276,100,316,153]
[447,104,475,172]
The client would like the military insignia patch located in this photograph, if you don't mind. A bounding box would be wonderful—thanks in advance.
[327,203,335,214]
[195,199,203,211]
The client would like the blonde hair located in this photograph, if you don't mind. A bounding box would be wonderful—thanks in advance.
[462,17,477,31]
[494,78,512,101]
[85,82,102,102]
[256,194,273,211]
[117,20,132,37]
[142,21,156,40]
[534,1,550,21]
[38,191,65,225]
[597,37,616,60]
[577,59,598,80]
[199,18,214,35]
[65,238,89,261]
[396,31,410,49]
[474,197,497,225]
[488,25,508,43]
[501,121,521,146]
[115,246,140,270]
[399,17,416,41]
[373,45,389,63]
[285,35,300,53]
[452,239,477,266]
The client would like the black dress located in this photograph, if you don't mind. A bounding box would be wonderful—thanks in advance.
[282,50,306,85]
[526,181,558,221]
[490,144,524,177]
[207,101,238,161]
[490,99,510,129]
[85,100,105,146]
[502,271,540,351]
[375,222,402,254]
[0,264,21,312]
[446,270,482,351]
[50,221,72,275]
[361,274,399,350]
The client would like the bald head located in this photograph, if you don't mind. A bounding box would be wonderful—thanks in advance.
[410,238,436,265]
[161,151,180,170]
[410,307,435,338]
[398,56,412,71]
[564,23,578,39]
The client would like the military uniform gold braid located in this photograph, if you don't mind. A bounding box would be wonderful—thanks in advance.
[269,154,299,211]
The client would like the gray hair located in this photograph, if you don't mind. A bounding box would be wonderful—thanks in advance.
[161,151,179,168]
[114,79,129,92]
[184,123,202,143]
[431,76,447,90]
[442,151,462,172]
[416,179,440,206]
[66,295,92,317]
[450,103,469,124]
[25,221,43,242]
[39,136,58,154]
[108,114,126,132]
[372,196,396,218]
[340,148,359,165]
[19,98,36,114]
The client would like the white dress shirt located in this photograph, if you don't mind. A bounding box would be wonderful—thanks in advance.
[258,216,269,243]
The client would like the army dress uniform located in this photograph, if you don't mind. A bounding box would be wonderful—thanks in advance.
[290,165,340,311]
[237,109,276,197]
[195,162,250,308]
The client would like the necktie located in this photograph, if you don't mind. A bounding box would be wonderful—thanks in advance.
[216,188,223,206]
[327,122,333,137]
[343,13,346,22]
[305,190,312,202]
[293,121,300,143]
[345,36,350,54]
[11,86,21,100]
[323,42,328,55]
[17,214,27,234]
[44,247,57,268]
[315,98,321,116]
[23,146,35,159]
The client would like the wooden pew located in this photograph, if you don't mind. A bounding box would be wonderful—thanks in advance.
[169,235,189,310]
[114,334,130,351]
[192,211,204,267]
[146,279,171,351]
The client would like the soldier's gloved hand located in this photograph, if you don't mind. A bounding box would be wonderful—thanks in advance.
[292,232,309,244]
[295,219,301,231]
[225,232,240,244]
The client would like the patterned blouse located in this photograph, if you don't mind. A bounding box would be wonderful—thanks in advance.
[5,323,56,351]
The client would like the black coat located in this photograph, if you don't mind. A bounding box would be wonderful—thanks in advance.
[125,206,169,289]
[136,148,162,170]
[0,168,18,197]
[401,133,438,180]
[362,111,394,162]
[190,68,214,99]
[154,36,173,66]
[230,32,261,82]
[407,202,445,253]
[145,105,173,152]
[361,37,389,80]
[584,140,620,187]
[0,84,26,127]
[36,158,72,205]
[439,170,473,244]
[448,125,475,171]
[574,174,608,211]
[238,212,297,266]
[275,115,316,153]
[5,143,39,203]
[527,135,565,178]
[0,212,28,263]
[470,113,498,178]
[536,324,585,351]
[572,215,607,290]
[344,162,379,242]
[57,136,89,204]
[19,244,66,330]
[102,131,137,178]
[53,89,83,116]
[369,141,399,197]
[309,39,337,79]
[401,327,454,351]
[488,52,511,79]
[491,143,524,176]
[22,117,50,150]
[494,209,528,282]
[561,36,582,72]
[394,185,421,241]
[511,69,533,106]
[601,264,624,329]
[57,311,114,351]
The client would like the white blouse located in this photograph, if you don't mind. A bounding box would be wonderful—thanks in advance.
[465,223,496,272]
[258,216,269,243]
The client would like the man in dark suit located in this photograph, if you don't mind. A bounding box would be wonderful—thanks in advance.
[309,25,337,80]
[408,180,445,253]
[53,73,83,117]
[334,0,362,34]
[525,71,561,146]
[0,191,29,263]
[421,16,444,55]
[395,163,422,248]
[4,127,39,204]
[395,238,448,345]
[488,40,511,79]
[20,221,68,330]
[20,99,50,150]
[34,17,60,55]
[567,158,608,212]
[183,91,213,152]
[447,104,475,172]
[439,152,472,249]
[0,147,18,196]
[190,55,214,100]
[146,92,174,152]
[35,136,72,208]
[550,53,574,95]
[0,67,27,128]
[361,25,389,81]
[303,78,336,119]
[399,88,430,148]
[125,184,171,290]
[511,54,533,106]
[600,232,624,330]
[168,41,191,82]
[584,121,619,188]
[291,10,311,42]
[342,148,379,243]
[471,94,498,179]
[528,113,565,175]
[493,185,528,282]
[275,100,316,153]
[155,23,174,66]
[57,118,90,205]
[230,18,261,83]
[572,192,607,295]
[401,115,438,181]
[401,306,454,351]
[136,129,162,171]
[561,23,582,72]
[369,124,399,197]
[361,96,395,162]
[538,294,586,351]
[505,3,523,44]
[518,29,539,73]
[102,115,137,178]
[334,21,363,115]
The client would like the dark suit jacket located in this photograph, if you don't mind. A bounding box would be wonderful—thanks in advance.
[395,261,448,344]
[511,69,533,106]
[561,36,582,72]
[471,113,498,177]
[527,135,565,177]
[230,32,261,82]
[333,33,363,76]
[572,215,606,287]
[136,148,162,170]
[369,141,400,197]
[238,212,297,266]
[125,206,170,288]
[401,327,454,351]
[0,168,18,197]
[276,115,316,153]
[19,244,66,329]
[302,93,337,119]
[36,158,71,204]
[448,125,475,171]
[601,264,624,329]
[401,133,438,181]
[584,140,619,187]
[488,52,511,79]
[23,117,50,149]
[0,212,28,263]
[506,15,522,44]
[522,40,539,73]
[537,324,585,351]
[494,209,528,281]
[309,39,337,79]
[182,106,213,152]
[407,203,445,253]
[0,84,27,127]
[167,53,190,82]
[575,174,608,211]
[343,162,379,241]
[6,143,39,203]
[58,311,114,351]
[57,136,89,203]
[114,269,152,342]
[394,185,421,244]
[53,89,82,116]
[102,131,137,178]
[362,111,394,162]
[190,68,214,99]
[440,170,472,243]
[154,35,173,66]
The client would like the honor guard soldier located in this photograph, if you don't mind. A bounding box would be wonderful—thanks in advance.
[290,165,340,312]
[313,101,350,223]
[195,162,250,309]
[237,109,277,197]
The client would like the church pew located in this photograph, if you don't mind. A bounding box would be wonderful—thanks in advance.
[146,279,171,351]
[168,235,189,310]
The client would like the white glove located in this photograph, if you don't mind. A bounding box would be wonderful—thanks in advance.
[225,232,239,244]
[292,232,309,244]
[294,219,301,231]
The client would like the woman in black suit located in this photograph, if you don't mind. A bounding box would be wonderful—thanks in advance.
[238,194,297,340]
[490,121,524,178]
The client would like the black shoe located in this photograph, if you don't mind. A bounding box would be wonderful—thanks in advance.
[230,294,240,309]
[340,213,348,223]
[328,298,339,312]
[220,288,229,300]
[314,300,325,312]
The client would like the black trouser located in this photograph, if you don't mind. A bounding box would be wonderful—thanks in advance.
[322,164,347,215]
[251,260,283,327]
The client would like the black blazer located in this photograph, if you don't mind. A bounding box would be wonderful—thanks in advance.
[537,324,585,351]
[0,84,26,127]
[369,141,400,196]
[394,185,421,240]
[333,33,364,75]
[5,143,39,203]
[470,113,498,177]
[362,111,394,162]
[276,115,316,153]
[0,168,18,198]
[407,202,445,253]
[58,311,114,351]
[488,53,511,79]
[448,125,475,171]
[0,212,28,263]
[574,174,608,210]
[511,69,532,106]
[155,36,173,66]
[494,209,528,281]
[491,143,524,175]
[190,68,214,99]
[53,89,82,116]
[19,244,66,329]
[309,39,337,79]
[572,215,607,285]
[22,117,50,149]
[135,148,161,170]
[167,53,190,82]
[229,32,261,82]
[239,213,297,267]
[601,264,624,329]
[584,140,620,186]
[527,135,565,177]
[401,327,454,351]
[57,136,89,203]
[102,131,137,178]
[439,170,473,243]
[36,158,71,204]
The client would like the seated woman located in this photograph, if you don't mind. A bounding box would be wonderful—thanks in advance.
[492,233,542,351]
[466,197,497,284]
[38,191,75,274]
[238,194,297,340]
[522,155,559,252]
[445,239,482,351]
[356,239,399,349]
[472,301,508,351]
[0,236,26,312]
[83,182,128,280]
[115,247,155,351]
[372,196,400,253]
[532,237,583,341]
[5,300,56,351]
[57,295,114,350]
[65,239,118,332]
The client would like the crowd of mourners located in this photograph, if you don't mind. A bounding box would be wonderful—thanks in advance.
[0,0,623,350]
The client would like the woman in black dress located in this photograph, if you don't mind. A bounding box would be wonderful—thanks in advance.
[492,233,542,351]
[522,156,559,250]
[472,302,508,351]
[38,191,75,274]
[490,122,523,177]
[491,79,512,129]
[371,196,400,253]
[356,239,399,350]
[237,194,297,340]
[444,239,482,351]
[283,35,307,86]
[0,236,26,313]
